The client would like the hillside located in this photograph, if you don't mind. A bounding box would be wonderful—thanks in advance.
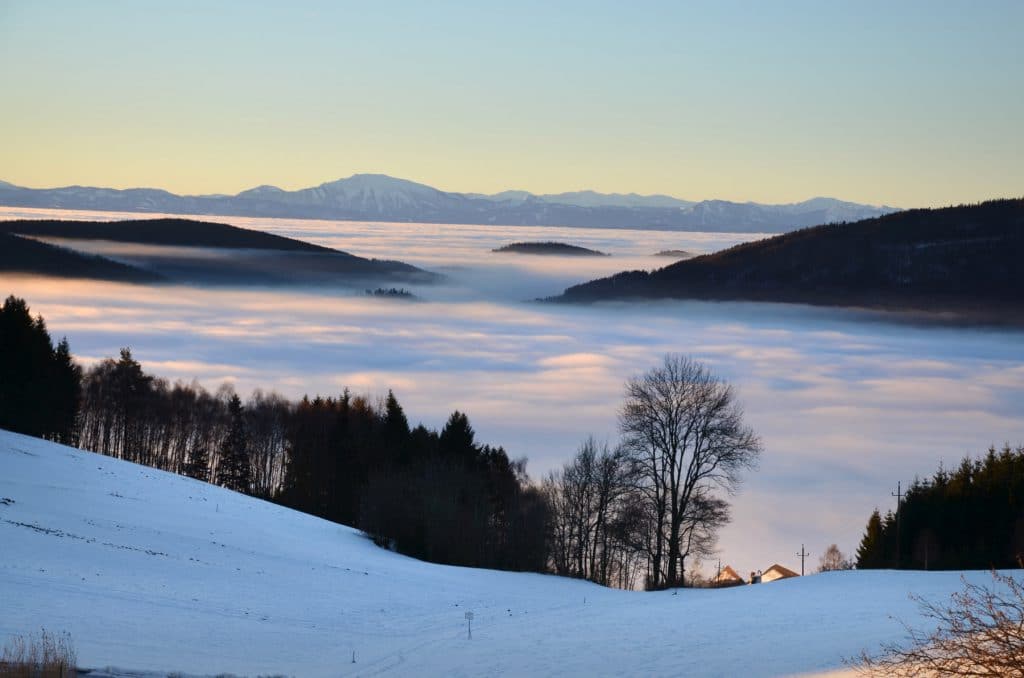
[492,241,609,256]
[554,199,1024,317]
[0,232,165,283]
[0,218,438,285]
[0,175,898,233]
[0,218,336,251]
[0,428,1010,677]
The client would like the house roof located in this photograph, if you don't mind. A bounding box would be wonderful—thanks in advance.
[763,563,799,579]
[715,565,744,582]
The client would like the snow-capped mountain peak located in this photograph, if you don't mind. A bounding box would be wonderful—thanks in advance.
[0,175,902,232]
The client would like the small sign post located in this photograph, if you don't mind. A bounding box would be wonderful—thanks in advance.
[465,611,474,639]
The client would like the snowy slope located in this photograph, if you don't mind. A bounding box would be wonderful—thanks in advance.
[0,428,1009,677]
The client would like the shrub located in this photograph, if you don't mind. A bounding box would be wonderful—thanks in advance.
[852,570,1024,676]
[0,629,77,677]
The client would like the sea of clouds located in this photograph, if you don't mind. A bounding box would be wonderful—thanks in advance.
[3,206,1022,576]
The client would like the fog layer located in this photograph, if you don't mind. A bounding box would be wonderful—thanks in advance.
[3,206,1021,576]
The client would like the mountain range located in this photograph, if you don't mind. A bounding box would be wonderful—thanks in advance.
[0,174,898,233]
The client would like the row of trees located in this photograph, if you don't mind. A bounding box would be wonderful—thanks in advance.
[74,351,546,571]
[856,444,1024,570]
[1,297,764,585]
[0,296,545,573]
[0,296,80,443]
[279,393,548,570]
[542,355,762,589]
[74,347,288,497]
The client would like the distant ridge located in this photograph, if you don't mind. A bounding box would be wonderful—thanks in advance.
[0,217,438,286]
[0,232,164,283]
[0,174,898,233]
[550,199,1024,321]
[0,217,335,252]
[468,188,695,209]
[492,241,609,256]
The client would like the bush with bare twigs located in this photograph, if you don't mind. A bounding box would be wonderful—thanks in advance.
[853,570,1024,676]
[0,628,77,677]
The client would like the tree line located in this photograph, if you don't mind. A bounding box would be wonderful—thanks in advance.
[0,296,81,443]
[0,295,545,573]
[1,296,763,587]
[856,444,1024,570]
[542,355,761,589]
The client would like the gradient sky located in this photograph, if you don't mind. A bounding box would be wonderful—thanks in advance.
[2,0,1022,206]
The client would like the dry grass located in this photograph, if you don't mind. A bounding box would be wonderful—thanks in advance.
[0,629,77,677]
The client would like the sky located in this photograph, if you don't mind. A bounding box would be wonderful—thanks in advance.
[1,0,1022,207]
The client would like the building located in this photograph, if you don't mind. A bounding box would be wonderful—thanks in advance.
[712,565,745,587]
[761,563,799,582]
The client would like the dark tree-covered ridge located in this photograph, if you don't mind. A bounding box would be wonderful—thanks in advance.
[554,198,1024,317]
[0,218,440,284]
[0,218,335,252]
[0,232,164,282]
[493,241,610,256]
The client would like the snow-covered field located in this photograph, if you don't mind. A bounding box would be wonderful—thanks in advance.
[0,428,1011,677]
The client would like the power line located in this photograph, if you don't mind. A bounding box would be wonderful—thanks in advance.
[892,480,904,568]
[797,544,809,576]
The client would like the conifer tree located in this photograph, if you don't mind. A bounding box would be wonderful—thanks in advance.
[383,390,410,439]
[216,394,250,492]
[0,296,82,440]
[184,446,210,482]
[50,337,83,445]
[439,411,477,462]
[382,390,411,463]
[856,509,884,569]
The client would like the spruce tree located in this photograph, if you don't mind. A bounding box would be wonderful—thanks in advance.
[382,390,411,463]
[184,446,210,482]
[383,390,410,440]
[216,394,250,493]
[856,509,884,569]
[50,338,82,445]
[439,411,477,463]
[0,296,82,440]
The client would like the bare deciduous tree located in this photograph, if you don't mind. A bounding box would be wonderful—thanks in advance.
[854,570,1024,677]
[679,488,730,581]
[620,354,761,588]
[819,543,853,572]
[543,437,633,586]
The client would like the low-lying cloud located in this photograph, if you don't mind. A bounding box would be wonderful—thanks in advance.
[3,206,1022,577]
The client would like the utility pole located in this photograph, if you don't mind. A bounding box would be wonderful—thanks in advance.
[797,544,809,576]
[892,481,904,569]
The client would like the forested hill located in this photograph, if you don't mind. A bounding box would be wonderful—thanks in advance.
[0,218,439,284]
[553,199,1024,315]
[492,241,609,256]
[0,218,335,252]
[0,232,165,282]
